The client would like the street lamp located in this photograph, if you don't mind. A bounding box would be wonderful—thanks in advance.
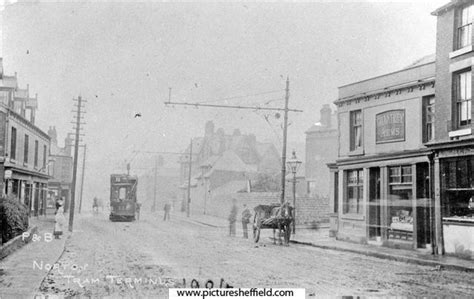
[286,150,302,234]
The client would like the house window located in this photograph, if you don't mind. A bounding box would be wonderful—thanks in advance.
[334,172,339,213]
[24,134,29,164]
[10,127,17,160]
[423,96,435,143]
[34,140,39,168]
[344,169,363,214]
[43,145,47,169]
[457,4,473,49]
[388,165,414,237]
[350,110,362,151]
[454,70,472,127]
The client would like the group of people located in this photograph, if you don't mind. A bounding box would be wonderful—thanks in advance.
[228,199,252,238]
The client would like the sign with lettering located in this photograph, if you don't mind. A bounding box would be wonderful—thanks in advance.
[376,110,405,143]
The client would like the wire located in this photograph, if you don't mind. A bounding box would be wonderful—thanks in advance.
[195,90,285,104]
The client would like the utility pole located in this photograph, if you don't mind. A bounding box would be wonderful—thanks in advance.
[165,77,300,205]
[78,144,87,214]
[69,95,86,232]
[280,77,290,204]
[152,156,157,212]
[186,139,193,217]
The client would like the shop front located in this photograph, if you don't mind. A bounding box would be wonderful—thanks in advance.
[335,151,434,251]
[432,141,473,259]
[4,167,49,216]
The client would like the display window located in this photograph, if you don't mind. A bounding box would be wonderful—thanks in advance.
[388,165,413,240]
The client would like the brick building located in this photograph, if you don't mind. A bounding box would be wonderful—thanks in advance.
[305,104,338,198]
[330,58,436,250]
[47,127,73,213]
[0,58,50,216]
[429,0,474,258]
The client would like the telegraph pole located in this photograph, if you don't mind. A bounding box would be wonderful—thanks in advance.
[186,139,193,217]
[69,95,86,232]
[152,156,157,212]
[280,77,290,204]
[165,77,300,205]
[78,144,87,214]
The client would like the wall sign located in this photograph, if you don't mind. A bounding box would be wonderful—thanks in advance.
[376,109,405,143]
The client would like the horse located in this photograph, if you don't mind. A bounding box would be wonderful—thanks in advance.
[270,202,293,245]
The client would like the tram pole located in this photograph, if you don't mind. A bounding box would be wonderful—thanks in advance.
[186,139,193,218]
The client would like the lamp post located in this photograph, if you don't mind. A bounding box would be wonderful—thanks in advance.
[286,150,302,234]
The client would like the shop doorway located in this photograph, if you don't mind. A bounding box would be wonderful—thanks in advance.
[369,167,381,240]
[416,163,432,249]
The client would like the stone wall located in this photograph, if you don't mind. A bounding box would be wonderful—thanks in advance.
[200,191,330,226]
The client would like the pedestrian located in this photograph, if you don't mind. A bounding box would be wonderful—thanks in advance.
[241,204,252,239]
[136,202,141,220]
[55,197,61,215]
[92,197,98,214]
[163,202,171,221]
[54,199,66,239]
[228,199,238,237]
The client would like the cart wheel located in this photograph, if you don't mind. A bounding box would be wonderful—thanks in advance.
[253,225,260,243]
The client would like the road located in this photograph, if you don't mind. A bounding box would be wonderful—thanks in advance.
[38,211,474,298]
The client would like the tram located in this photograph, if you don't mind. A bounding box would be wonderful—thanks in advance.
[109,174,138,221]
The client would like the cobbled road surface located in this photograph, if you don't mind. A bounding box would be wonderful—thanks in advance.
[37,211,474,298]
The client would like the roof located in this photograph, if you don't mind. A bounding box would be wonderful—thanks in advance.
[210,150,256,173]
[431,1,456,16]
[403,54,436,69]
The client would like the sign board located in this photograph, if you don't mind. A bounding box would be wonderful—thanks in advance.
[376,109,405,143]
[4,169,12,179]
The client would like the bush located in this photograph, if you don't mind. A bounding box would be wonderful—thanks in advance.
[0,194,29,244]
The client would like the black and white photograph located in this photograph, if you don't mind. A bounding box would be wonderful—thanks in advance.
[0,0,473,298]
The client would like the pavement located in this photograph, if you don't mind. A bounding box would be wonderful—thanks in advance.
[172,211,474,272]
[0,214,69,298]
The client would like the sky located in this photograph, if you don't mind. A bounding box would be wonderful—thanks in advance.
[0,0,447,204]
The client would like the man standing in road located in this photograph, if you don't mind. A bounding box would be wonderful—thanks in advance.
[163,202,171,221]
[241,204,252,239]
[228,199,238,237]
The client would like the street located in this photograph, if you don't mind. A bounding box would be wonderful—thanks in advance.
[35,211,474,298]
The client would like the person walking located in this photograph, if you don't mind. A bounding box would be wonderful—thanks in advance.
[228,199,238,237]
[54,200,66,239]
[241,204,252,239]
[163,202,171,221]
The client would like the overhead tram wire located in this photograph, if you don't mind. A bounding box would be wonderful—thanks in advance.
[195,89,285,104]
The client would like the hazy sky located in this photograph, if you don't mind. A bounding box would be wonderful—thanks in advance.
[1,0,446,202]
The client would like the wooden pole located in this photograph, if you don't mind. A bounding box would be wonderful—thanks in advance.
[280,77,290,204]
[186,139,193,217]
[78,144,87,214]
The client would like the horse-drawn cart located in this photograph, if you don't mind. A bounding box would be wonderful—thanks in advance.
[252,202,293,245]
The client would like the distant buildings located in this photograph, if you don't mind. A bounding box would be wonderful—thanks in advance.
[0,58,50,216]
[179,121,281,213]
[47,127,73,213]
[305,104,337,199]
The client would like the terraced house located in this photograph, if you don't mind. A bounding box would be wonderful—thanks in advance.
[0,58,50,216]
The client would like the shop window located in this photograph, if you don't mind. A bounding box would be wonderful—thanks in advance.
[388,165,413,240]
[34,140,39,168]
[454,69,472,127]
[422,96,435,143]
[350,110,362,151]
[344,169,363,214]
[10,126,17,160]
[24,134,29,164]
[441,156,474,219]
[457,4,474,50]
